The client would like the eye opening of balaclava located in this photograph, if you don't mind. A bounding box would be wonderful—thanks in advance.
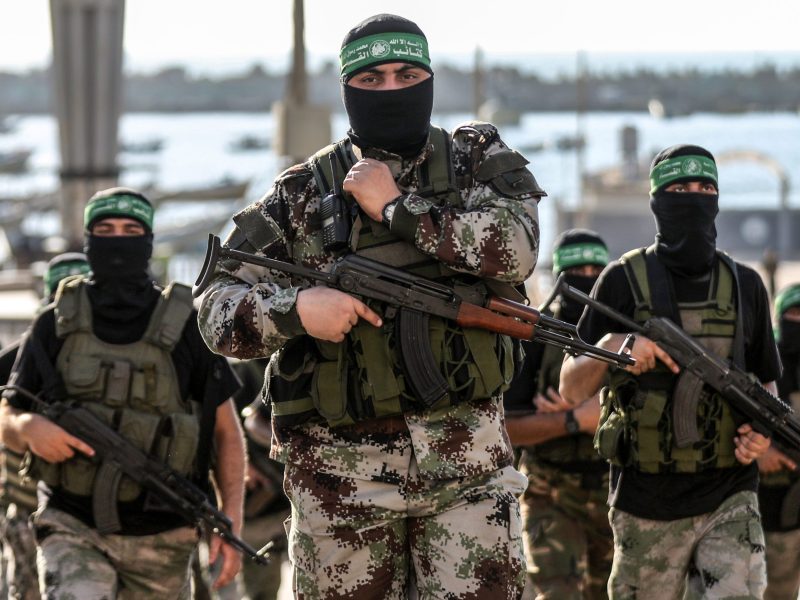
[649,144,720,278]
[552,228,609,325]
[340,14,434,158]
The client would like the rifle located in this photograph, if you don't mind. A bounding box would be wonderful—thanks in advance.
[2,385,271,566]
[194,234,635,408]
[553,275,800,464]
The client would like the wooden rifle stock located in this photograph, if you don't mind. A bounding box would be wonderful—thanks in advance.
[456,302,536,339]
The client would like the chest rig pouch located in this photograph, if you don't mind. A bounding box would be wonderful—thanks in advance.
[245,126,517,428]
[599,247,743,473]
[32,279,199,509]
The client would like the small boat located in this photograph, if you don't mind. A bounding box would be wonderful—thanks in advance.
[0,149,32,174]
[120,138,164,153]
[228,135,270,152]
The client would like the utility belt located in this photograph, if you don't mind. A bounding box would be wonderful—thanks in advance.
[269,308,514,429]
[25,403,199,502]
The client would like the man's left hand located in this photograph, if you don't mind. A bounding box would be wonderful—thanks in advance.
[342,158,401,222]
[208,536,243,590]
[733,423,771,465]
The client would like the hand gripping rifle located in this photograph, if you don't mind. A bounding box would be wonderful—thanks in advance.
[193,234,634,408]
[552,275,800,465]
[2,384,271,566]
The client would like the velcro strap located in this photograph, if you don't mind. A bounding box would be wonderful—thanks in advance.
[232,204,283,251]
[474,150,529,181]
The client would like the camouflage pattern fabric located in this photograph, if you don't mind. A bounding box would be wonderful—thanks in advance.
[764,529,800,600]
[284,459,527,599]
[607,491,765,599]
[1,504,40,600]
[197,122,541,594]
[32,506,198,599]
[519,461,612,600]
[197,121,541,361]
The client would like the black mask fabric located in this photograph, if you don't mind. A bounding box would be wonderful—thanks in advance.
[779,319,800,355]
[558,273,598,325]
[650,191,719,277]
[343,76,434,157]
[84,234,160,344]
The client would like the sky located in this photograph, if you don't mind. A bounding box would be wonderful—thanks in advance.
[1,0,799,75]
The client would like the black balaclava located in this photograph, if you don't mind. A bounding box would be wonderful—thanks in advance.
[649,144,720,278]
[340,14,434,158]
[777,285,800,356]
[83,187,160,343]
[552,229,609,325]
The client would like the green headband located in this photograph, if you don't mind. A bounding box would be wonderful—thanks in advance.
[553,243,609,274]
[84,194,154,230]
[650,155,718,194]
[775,285,800,318]
[44,260,90,297]
[340,32,430,77]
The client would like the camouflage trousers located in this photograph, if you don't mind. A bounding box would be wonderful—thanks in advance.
[284,460,528,599]
[32,505,198,599]
[608,491,766,600]
[519,462,612,600]
[764,528,800,600]
[1,504,40,600]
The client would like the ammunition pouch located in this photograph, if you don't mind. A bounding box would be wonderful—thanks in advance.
[270,312,514,429]
[27,404,200,501]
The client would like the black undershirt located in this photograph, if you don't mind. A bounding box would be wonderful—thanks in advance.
[578,257,781,520]
[4,300,240,535]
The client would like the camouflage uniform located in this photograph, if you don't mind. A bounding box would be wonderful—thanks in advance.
[608,491,765,600]
[516,337,612,600]
[763,528,800,600]
[0,451,40,600]
[33,506,197,599]
[198,121,542,598]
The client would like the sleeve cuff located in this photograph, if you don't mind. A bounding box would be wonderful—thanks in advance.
[388,195,421,242]
[268,287,307,338]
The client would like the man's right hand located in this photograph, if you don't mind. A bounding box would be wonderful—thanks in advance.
[296,287,383,342]
[20,413,94,462]
[601,333,679,376]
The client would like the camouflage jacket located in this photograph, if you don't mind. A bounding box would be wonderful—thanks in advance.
[198,121,543,481]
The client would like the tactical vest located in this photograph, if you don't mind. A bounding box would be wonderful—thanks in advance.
[242,126,528,428]
[599,248,740,474]
[525,316,603,468]
[32,279,198,502]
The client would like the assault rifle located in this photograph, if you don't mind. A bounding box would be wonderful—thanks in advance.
[2,384,271,566]
[553,276,800,464]
[193,234,635,408]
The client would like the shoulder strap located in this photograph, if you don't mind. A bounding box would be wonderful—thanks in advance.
[54,277,92,338]
[716,251,745,368]
[416,126,458,201]
[619,248,649,311]
[643,245,681,325]
[142,283,194,350]
[310,138,356,196]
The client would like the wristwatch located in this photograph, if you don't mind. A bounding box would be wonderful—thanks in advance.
[565,409,580,434]
[381,196,402,225]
